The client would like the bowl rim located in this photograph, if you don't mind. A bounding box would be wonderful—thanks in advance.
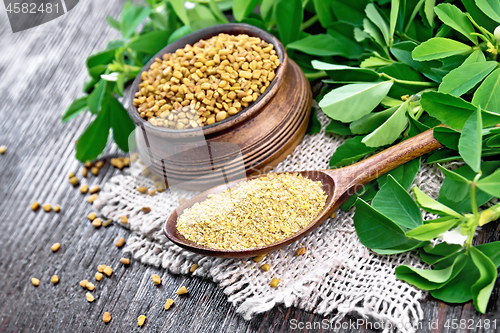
[127,23,288,139]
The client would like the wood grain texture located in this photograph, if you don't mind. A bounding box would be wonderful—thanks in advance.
[0,1,498,332]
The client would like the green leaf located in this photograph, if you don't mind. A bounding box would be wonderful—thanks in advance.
[319,81,393,123]
[372,239,427,255]
[363,18,387,50]
[458,106,482,172]
[120,4,152,39]
[86,49,117,70]
[106,16,121,30]
[420,91,500,130]
[476,0,500,23]
[107,97,135,152]
[169,0,190,27]
[62,96,88,123]
[434,3,478,44]
[463,49,486,64]
[433,127,460,150]
[396,253,467,290]
[75,103,110,162]
[412,38,472,61]
[276,0,303,45]
[209,0,229,23]
[329,136,378,168]
[470,247,497,313]
[405,217,459,241]
[423,0,436,27]
[477,168,500,197]
[340,181,377,211]
[438,164,470,183]
[353,199,409,249]
[473,68,500,114]
[287,34,360,58]
[305,107,322,135]
[313,0,334,28]
[377,157,420,191]
[420,242,463,264]
[232,0,259,21]
[391,41,443,82]
[389,0,400,42]
[439,61,497,97]
[350,106,398,135]
[365,3,390,46]
[325,120,352,135]
[362,101,408,147]
[462,0,499,32]
[311,61,379,81]
[87,79,107,114]
[261,0,278,24]
[128,30,171,55]
[486,133,500,147]
[168,25,192,44]
[187,3,219,30]
[372,175,423,230]
[413,186,462,218]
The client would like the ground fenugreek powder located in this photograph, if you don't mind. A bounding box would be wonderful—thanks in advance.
[134,33,280,130]
[177,173,327,250]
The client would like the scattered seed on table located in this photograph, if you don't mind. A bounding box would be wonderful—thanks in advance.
[152,274,161,285]
[103,219,112,227]
[86,282,95,291]
[253,254,267,262]
[31,277,40,286]
[103,266,113,277]
[123,157,130,166]
[89,185,100,194]
[92,218,102,227]
[80,280,89,288]
[97,265,106,273]
[80,185,88,194]
[176,286,188,295]
[120,216,128,224]
[82,167,88,177]
[95,272,103,281]
[138,315,146,327]
[270,278,279,288]
[69,176,79,186]
[102,312,111,323]
[91,167,99,176]
[0,146,6,154]
[164,299,174,310]
[54,205,61,213]
[296,247,306,256]
[190,264,198,273]
[86,292,94,303]
[85,160,92,168]
[42,204,51,212]
[330,212,336,219]
[87,212,96,221]
[141,207,151,213]
[120,258,130,265]
[260,264,270,272]
[51,243,60,252]
[137,186,148,194]
[96,161,104,169]
[149,189,156,196]
[68,171,75,178]
[51,275,59,284]
[31,202,40,212]
[87,194,98,203]
[116,238,125,248]
[110,158,124,169]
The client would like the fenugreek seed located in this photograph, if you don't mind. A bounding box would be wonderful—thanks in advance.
[270,278,279,288]
[164,299,174,310]
[253,254,267,262]
[31,201,40,212]
[82,167,88,177]
[51,243,60,252]
[176,286,188,295]
[190,264,199,273]
[149,189,156,196]
[89,185,100,194]
[86,282,95,291]
[121,258,130,265]
[296,247,306,256]
[138,315,146,326]
[43,204,52,212]
[260,264,270,272]
[96,161,104,168]
[137,186,148,194]
[86,292,94,303]
[116,238,125,248]
[103,219,112,227]
[85,161,92,168]
[152,274,161,285]
[0,146,6,154]
[87,212,96,221]
[111,158,124,170]
[87,194,98,203]
[103,266,113,277]
[69,171,75,178]
[91,167,99,176]
[80,185,88,194]
[51,275,59,284]
[120,215,128,224]
[330,212,336,219]
[102,312,112,323]
[69,176,79,186]
[142,207,151,213]
[97,265,106,273]
[31,277,40,286]
[80,280,89,288]
[95,272,103,281]
[122,157,131,166]
[54,205,61,213]
[92,218,102,227]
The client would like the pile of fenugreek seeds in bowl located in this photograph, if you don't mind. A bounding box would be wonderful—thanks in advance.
[133,33,281,130]
[176,173,327,250]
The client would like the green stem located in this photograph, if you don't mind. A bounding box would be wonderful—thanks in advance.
[301,15,318,31]
[395,32,420,45]
[305,70,328,80]
[379,73,439,86]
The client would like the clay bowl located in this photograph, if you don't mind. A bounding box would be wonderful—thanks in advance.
[127,23,312,190]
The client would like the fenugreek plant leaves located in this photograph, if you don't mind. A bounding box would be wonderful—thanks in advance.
[413,186,462,218]
[412,38,472,61]
[438,61,497,97]
[405,217,460,241]
[275,0,302,46]
[458,106,483,173]
[473,68,500,114]
[434,3,478,43]
[469,247,498,313]
[477,168,500,197]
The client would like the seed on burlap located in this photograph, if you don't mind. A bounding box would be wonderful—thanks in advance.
[116,238,125,248]
[152,274,161,285]
[176,286,188,295]
[31,278,40,286]
[102,312,111,323]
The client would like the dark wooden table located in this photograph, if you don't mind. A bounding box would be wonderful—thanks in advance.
[0,1,499,332]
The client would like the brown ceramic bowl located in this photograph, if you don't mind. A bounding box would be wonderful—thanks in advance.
[128,23,312,190]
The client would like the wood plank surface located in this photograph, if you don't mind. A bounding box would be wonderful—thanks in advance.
[0,1,498,332]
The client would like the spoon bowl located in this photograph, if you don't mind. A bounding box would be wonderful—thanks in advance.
[164,128,442,258]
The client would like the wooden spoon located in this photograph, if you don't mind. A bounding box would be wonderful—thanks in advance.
[164,128,442,258]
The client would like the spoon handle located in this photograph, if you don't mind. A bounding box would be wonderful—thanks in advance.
[327,127,442,194]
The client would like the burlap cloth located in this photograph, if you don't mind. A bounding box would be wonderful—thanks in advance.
[94,109,447,333]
